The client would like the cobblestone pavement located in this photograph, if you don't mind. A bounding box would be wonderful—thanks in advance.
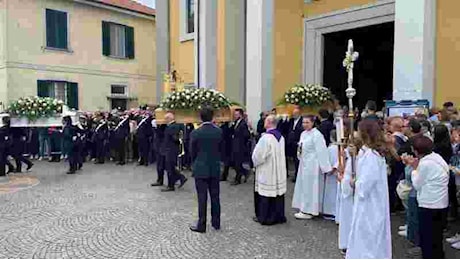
[0,161,460,259]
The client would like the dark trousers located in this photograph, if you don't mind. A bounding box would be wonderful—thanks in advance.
[418,207,447,259]
[0,150,6,176]
[138,139,149,165]
[286,156,299,178]
[115,138,126,164]
[95,140,105,163]
[234,161,247,182]
[156,154,166,184]
[448,173,458,219]
[221,161,231,180]
[195,177,220,230]
[13,154,32,172]
[68,151,77,172]
[76,144,84,167]
[388,172,400,212]
[165,157,185,188]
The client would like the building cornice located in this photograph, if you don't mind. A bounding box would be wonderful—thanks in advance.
[5,61,155,81]
[73,0,155,21]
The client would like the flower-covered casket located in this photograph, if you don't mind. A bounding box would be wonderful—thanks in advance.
[5,97,80,127]
[276,84,334,118]
[155,88,240,124]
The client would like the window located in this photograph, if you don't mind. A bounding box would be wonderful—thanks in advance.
[37,80,79,110]
[110,85,128,111]
[45,9,68,50]
[102,22,135,59]
[186,0,195,34]
[180,0,195,41]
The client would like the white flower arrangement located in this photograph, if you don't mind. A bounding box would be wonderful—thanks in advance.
[8,96,64,120]
[160,88,233,110]
[282,84,332,107]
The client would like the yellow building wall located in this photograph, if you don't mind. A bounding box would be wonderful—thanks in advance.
[4,0,156,110]
[304,0,377,18]
[169,0,195,84]
[216,0,226,93]
[435,0,460,107]
[273,0,304,104]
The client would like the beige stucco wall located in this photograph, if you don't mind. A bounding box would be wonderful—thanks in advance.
[3,0,156,110]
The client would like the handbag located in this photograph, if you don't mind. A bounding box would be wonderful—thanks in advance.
[396,180,412,201]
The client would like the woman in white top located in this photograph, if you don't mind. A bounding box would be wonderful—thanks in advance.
[292,115,332,219]
[346,119,391,259]
[405,135,449,259]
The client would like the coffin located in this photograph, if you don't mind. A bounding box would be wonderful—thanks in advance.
[154,105,241,124]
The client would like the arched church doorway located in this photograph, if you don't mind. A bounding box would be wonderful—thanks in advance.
[323,22,394,111]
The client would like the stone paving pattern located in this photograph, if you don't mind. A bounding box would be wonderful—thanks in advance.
[0,161,460,258]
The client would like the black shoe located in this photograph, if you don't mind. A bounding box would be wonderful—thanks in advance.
[189,225,206,233]
[78,164,83,170]
[253,216,259,223]
[7,168,15,174]
[119,162,125,166]
[243,175,248,183]
[291,178,296,183]
[151,182,163,187]
[220,177,227,182]
[26,163,33,171]
[212,224,220,230]
[178,178,188,188]
[66,170,76,174]
[161,187,175,192]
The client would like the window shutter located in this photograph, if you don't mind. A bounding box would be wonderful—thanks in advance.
[125,26,135,59]
[66,82,79,110]
[57,11,68,49]
[46,9,56,48]
[102,21,111,56]
[37,80,50,97]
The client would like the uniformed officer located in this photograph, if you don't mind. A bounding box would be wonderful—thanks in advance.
[94,115,109,164]
[136,114,153,166]
[151,123,167,187]
[114,114,130,165]
[63,116,78,174]
[11,127,33,172]
[0,115,11,176]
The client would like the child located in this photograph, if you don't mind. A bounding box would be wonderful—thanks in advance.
[321,130,339,221]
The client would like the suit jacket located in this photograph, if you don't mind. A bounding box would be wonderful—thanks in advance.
[220,122,233,163]
[114,118,130,140]
[63,124,78,154]
[10,127,27,156]
[318,119,334,147]
[190,123,223,178]
[0,126,11,151]
[231,119,250,163]
[286,117,303,157]
[137,117,153,141]
[160,121,183,159]
[94,122,109,142]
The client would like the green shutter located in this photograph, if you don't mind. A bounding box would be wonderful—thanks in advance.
[56,11,68,49]
[46,9,56,48]
[66,82,79,110]
[37,80,50,97]
[125,26,135,59]
[102,21,111,56]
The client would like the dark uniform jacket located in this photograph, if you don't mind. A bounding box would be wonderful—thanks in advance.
[286,117,303,157]
[190,123,223,179]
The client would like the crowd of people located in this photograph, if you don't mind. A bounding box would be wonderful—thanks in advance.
[1,100,460,259]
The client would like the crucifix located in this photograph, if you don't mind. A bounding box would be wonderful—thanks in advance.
[343,39,359,182]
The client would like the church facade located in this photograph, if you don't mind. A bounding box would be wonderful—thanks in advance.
[156,0,459,124]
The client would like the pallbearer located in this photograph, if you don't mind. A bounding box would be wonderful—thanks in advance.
[136,113,153,166]
[10,127,33,172]
[0,115,12,176]
[219,121,233,182]
[75,115,88,170]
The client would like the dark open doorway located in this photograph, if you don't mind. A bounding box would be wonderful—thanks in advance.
[323,22,394,110]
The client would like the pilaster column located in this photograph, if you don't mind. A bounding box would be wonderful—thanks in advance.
[197,0,217,89]
[155,0,170,103]
[393,0,436,103]
[245,0,274,127]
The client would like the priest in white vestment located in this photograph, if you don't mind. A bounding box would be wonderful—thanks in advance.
[252,115,287,225]
[292,116,332,219]
[346,120,392,259]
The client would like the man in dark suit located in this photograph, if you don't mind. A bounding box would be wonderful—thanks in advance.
[62,116,78,174]
[318,109,334,147]
[219,121,233,181]
[0,116,12,176]
[285,106,303,182]
[189,108,222,233]
[230,109,250,185]
[114,114,130,165]
[159,112,187,192]
[151,123,167,186]
[11,127,33,172]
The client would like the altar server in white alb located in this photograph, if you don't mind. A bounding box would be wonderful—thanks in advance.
[252,115,287,225]
[322,129,339,220]
[292,115,332,219]
[346,120,391,259]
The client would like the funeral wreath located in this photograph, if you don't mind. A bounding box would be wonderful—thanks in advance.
[160,88,233,110]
